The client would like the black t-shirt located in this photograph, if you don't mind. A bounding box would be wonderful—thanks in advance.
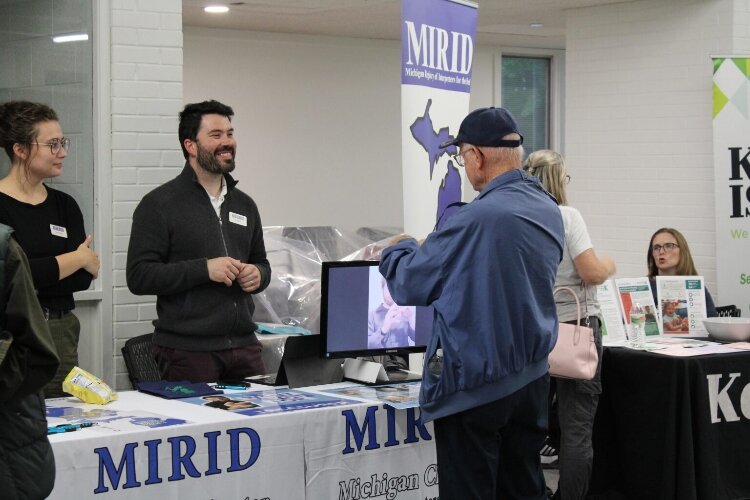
[0,186,92,311]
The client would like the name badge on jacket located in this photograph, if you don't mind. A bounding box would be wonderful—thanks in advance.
[50,224,68,238]
[228,212,247,226]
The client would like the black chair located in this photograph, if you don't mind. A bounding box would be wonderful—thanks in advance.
[715,305,741,317]
[121,333,161,388]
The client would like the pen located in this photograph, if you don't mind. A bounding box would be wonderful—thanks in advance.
[48,427,77,434]
[215,384,248,390]
[48,422,94,434]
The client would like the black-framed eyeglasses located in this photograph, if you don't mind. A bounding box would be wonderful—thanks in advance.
[652,243,679,254]
[29,138,70,155]
[564,174,571,184]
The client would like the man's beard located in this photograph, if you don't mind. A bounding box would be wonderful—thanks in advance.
[197,143,235,174]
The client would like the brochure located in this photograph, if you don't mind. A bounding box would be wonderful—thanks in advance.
[46,399,189,433]
[313,381,421,410]
[655,276,708,337]
[181,387,361,416]
[596,280,628,345]
[614,277,662,336]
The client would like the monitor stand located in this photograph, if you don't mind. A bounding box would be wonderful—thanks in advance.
[342,358,421,385]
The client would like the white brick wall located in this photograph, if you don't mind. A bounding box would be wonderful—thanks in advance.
[736,0,750,51]
[111,1,182,389]
[564,0,736,297]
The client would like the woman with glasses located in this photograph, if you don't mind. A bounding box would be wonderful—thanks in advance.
[524,149,616,500]
[0,101,99,397]
[647,227,717,317]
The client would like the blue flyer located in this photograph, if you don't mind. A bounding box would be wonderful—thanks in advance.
[181,387,361,416]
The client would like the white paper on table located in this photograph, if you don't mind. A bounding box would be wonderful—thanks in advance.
[647,336,717,346]
[655,276,708,337]
[651,344,742,357]
[615,277,663,336]
[726,342,750,351]
[597,280,628,345]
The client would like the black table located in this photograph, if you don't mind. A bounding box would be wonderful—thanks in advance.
[590,346,750,500]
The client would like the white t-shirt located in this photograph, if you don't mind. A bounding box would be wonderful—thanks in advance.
[555,205,600,322]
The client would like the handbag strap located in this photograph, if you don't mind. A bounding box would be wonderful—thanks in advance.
[561,235,591,327]
[553,286,583,326]
[581,282,590,327]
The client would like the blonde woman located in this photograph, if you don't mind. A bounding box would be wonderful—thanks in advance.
[524,150,615,500]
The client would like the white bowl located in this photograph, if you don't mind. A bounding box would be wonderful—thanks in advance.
[703,317,750,342]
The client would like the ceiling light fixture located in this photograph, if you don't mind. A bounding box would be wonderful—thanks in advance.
[52,32,89,43]
[529,22,544,29]
[204,5,230,13]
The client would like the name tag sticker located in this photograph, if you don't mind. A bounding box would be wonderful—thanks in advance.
[50,224,68,238]
[228,212,247,226]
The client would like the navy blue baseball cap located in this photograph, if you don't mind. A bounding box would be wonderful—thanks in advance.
[439,107,524,149]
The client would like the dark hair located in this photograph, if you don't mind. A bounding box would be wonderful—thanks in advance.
[0,100,59,162]
[202,400,230,409]
[646,227,698,278]
[178,100,234,159]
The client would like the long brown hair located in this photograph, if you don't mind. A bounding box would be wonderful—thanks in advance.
[647,227,698,278]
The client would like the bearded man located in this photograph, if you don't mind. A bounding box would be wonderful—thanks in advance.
[127,100,270,382]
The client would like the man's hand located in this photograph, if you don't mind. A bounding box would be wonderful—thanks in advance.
[207,257,242,286]
[388,233,414,246]
[237,263,261,292]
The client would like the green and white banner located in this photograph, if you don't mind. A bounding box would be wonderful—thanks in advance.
[712,57,750,314]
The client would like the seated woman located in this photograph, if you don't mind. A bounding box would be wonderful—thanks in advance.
[647,228,717,318]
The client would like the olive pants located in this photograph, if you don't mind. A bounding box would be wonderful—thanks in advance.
[43,312,80,398]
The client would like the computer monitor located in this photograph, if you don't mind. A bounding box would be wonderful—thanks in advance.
[320,260,433,361]
[253,335,343,388]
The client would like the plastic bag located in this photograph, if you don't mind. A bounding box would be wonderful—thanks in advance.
[62,366,118,404]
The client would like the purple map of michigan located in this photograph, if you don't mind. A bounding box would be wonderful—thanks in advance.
[410,99,456,180]
[436,165,463,230]
[409,99,464,229]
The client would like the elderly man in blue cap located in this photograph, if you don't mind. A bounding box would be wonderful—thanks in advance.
[380,107,564,500]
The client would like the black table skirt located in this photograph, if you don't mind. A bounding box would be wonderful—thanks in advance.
[590,346,750,500]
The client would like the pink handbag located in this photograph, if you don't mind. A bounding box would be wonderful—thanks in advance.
[548,286,598,380]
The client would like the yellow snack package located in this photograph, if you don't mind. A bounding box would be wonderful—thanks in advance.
[62,366,118,404]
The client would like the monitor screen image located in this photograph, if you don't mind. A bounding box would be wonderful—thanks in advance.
[320,260,433,359]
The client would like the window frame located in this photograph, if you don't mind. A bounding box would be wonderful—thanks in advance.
[494,48,565,154]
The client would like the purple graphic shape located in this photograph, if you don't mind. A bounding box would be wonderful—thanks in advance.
[410,99,457,179]
[130,417,187,428]
[47,406,118,418]
[436,163,462,229]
